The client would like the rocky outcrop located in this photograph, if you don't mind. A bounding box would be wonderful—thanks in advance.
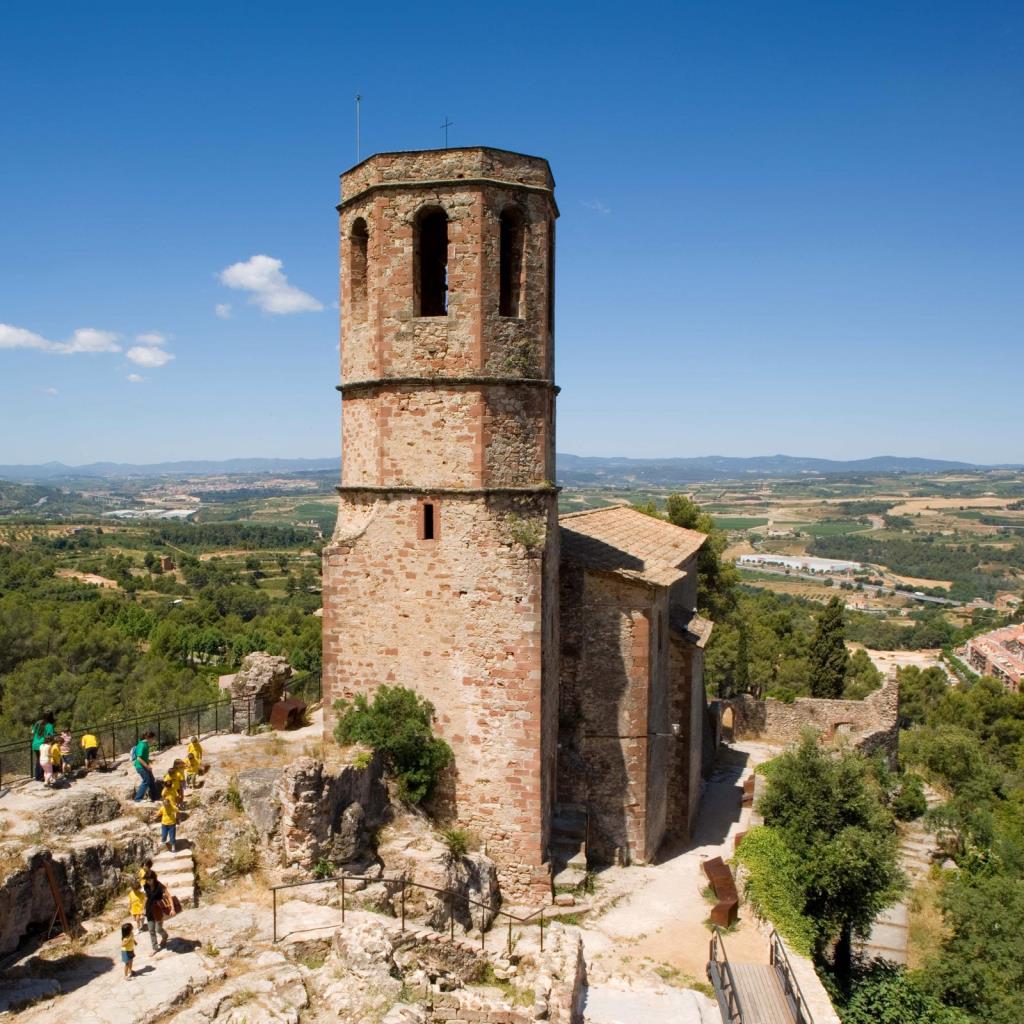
[0,826,155,956]
[231,651,293,730]
[378,814,501,934]
[37,787,121,835]
[233,752,387,870]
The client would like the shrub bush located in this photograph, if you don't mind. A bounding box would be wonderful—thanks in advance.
[735,826,816,956]
[893,773,928,822]
[441,827,470,858]
[333,686,452,804]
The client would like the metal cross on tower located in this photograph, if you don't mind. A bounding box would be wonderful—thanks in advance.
[440,117,454,148]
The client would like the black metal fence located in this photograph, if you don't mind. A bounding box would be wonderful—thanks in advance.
[0,668,323,791]
[270,871,547,954]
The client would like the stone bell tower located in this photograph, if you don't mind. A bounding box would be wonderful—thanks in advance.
[322,147,560,898]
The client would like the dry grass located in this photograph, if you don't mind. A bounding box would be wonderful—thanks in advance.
[907,871,948,970]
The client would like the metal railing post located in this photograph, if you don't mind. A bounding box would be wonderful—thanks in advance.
[215,702,219,734]
[507,915,512,956]
[341,876,346,923]
[539,909,544,952]
[401,879,406,932]
[449,894,454,942]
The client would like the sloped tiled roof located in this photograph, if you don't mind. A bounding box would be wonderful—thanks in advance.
[559,505,706,588]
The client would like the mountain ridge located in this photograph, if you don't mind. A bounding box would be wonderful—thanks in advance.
[0,453,1019,484]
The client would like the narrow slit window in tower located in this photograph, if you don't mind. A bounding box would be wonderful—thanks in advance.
[421,502,436,540]
[414,208,449,317]
[499,207,525,317]
[350,218,369,322]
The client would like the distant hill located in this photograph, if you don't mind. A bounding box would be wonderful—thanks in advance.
[0,453,1017,485]
[554,453,1016,485]
[0,458,340,481]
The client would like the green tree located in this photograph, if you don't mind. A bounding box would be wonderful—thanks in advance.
[844,648,883,700]
[843,961,970,1024]
[757,735,903,984]
[333,686,453,804]
[809,597,849,698]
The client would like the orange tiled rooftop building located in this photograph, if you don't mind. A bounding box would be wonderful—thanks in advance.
[322,147,713,899]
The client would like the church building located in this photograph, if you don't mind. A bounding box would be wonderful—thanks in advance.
[322,147,712,901]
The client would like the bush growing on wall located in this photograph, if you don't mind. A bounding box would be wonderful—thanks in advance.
[333,685,453,804]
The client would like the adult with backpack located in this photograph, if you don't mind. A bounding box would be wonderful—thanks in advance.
[143,869,170,953]
[31,712,55,781]
[132,731,160,802]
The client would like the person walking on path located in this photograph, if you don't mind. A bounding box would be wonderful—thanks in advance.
[158,783,179,852]
[133,732,159,802]
[120,922,136,980]
[31,712,55,781]
[81,731,99,771]
[143,870,169,954]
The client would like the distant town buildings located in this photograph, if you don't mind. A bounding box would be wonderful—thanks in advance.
[102,508,196,520]
[738,554,862,574]
[963,624,1024,691]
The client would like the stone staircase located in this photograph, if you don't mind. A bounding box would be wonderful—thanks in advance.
[549,803,588,894]
[152,846,197,908]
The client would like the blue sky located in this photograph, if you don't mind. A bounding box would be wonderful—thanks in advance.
[1,1,1021,466]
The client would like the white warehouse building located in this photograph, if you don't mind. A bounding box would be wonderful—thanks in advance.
[739,554,862,574]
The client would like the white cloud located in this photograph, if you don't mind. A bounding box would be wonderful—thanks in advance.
[580,198,611,215]
[218,255,323,314]
[0,323,121,355]
[126,345,174,368]
[41,386,59,396]
[135,332,167,345]
[214,303,233,319]
[126,373,146,383]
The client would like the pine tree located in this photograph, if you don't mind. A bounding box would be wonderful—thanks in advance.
[809,596,848,698]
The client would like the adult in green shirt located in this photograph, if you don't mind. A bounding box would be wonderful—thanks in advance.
[133,731,159,802]
[31,711,55,781]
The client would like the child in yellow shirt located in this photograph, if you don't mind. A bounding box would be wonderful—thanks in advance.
[121,922,135,980]
[159,786,179,852]
[128,880,145,931]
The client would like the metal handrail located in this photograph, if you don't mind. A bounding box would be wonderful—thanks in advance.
[708,926,749,1024]
[0,669,323,790]
[271,871,546,954]
[768,928,813,1024]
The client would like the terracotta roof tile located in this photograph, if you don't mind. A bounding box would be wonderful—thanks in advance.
[559,505,706,588]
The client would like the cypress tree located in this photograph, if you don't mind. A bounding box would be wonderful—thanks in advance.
[810,596,849,698]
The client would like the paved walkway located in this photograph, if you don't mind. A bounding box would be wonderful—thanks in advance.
[584,984,721,1024]
[581,741,780,986]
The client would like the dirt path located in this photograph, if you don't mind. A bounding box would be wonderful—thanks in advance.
[580,741,781,987]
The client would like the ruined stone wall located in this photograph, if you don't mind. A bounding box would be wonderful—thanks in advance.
[323,492,555,899]
[728,674,900,762]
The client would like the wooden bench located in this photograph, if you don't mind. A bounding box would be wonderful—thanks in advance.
[702,856,739,927]
[741,775,756,806]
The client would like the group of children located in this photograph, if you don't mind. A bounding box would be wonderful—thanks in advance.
[121,737,204,980]
[121,859,176,978]
[156,735,203,852]
[32,710,117,787]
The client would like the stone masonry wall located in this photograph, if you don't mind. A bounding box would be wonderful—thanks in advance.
[666,634,705,842]
[326,149,560,902]
[558,570,657,864]
[728,673,900,762]
[323,493,557,900]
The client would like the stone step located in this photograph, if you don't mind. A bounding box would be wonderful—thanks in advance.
[553,866,586,890]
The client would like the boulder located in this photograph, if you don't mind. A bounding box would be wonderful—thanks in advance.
[330,917,397,977]
[231,652,293,730]
[235,768,281,836]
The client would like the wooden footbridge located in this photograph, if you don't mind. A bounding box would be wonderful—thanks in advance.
[707,927,815,1024]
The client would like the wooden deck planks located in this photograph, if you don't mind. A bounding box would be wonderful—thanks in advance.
[729,963,796,1024]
